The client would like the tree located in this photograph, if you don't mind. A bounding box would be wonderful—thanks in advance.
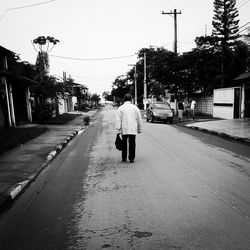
[135,47,176,99]
[32,36,59,81]
[111,75,131,104]
[212,0,239,47]
[102,91,113,102]
[90,93,101,106]
[212,0,240,86]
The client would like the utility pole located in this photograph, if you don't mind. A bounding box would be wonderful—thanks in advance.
[162,9,182,54]
[143,52,147,110]
[134,65,138,106]
[128,64,138,106]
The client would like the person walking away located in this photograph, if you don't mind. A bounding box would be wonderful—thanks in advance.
[190,99,196,120]
[177,100,184,121]
[115,93,142,163]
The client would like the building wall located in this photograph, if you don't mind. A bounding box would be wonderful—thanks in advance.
[58,97,67,114]
[195,95,213,116]
[213,87,241,119]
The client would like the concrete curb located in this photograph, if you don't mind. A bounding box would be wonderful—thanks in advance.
[0,126,85,214]
[185,125,250,145]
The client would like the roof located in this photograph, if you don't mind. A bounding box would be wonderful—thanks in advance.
[234,72,250,81]
[0,46,13,55]
[0,70,38,86]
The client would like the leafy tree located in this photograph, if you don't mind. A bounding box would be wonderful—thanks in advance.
[212,0,240,86]
[102,91,113,102]
[132,47,176,100]
[111,75,131,104]
[90,93,101,106]
[32,36,59,81]
[195,35,219,52]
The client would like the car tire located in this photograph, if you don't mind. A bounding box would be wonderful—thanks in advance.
[150,116,154,123]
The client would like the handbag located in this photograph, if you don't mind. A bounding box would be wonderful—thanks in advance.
[115,134,123,151]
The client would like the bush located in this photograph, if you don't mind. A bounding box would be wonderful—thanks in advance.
[33,103,56,122]
[83,116,90,125]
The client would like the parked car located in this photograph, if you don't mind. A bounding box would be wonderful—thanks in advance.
[146,102,173,124]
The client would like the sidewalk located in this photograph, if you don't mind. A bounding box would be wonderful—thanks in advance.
[180,118,250,144]
[0,110,97,214]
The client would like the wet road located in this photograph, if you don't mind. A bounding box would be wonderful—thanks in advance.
[0,108,250,250]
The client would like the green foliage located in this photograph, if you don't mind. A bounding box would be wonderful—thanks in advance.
[111,76,131,102]
[33,36,59,46]
[212,0,239,48]
[102,91,113,102]
[36,51,49,77]
[90,93,101,105]
[83,116,90,125]
[33,103,56,123]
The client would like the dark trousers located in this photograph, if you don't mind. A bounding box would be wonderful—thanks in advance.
[122,134,136,161]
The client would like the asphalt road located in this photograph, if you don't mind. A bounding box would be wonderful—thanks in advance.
[0,107,250,250]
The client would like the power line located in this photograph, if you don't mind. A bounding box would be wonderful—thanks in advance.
[237,0,250,9]
[0,0,56,21]
[5,0,56,11]
[49,53,137,61]
[239,27,250,34]
[239,21,250,30]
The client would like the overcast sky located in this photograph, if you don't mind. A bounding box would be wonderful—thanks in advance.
[1,0,250,96]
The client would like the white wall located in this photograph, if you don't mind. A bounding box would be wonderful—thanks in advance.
[72,96,77,109]
[213,87,235,119]
[58,98,66,114]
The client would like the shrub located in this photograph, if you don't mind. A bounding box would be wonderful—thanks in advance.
[33,103,56,122]
[83,116,90,125]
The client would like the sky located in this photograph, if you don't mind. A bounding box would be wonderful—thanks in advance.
[1,0,250,96]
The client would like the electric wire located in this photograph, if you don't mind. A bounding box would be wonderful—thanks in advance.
[4,0,56,11]
[49,53,137,61]
[0,0,56,21]
[237,0,250,9]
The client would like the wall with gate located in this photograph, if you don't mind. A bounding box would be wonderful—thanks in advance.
[213,87,241,119]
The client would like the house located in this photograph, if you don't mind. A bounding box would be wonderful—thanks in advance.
[234,72,250,118]
[213,87,242,119]
[57,81,89,114]
[0,46,37,127]
[196,72,250,119]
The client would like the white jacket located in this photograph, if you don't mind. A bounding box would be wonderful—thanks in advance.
[115,101,142,135]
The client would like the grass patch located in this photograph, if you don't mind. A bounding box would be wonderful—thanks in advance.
[40,113,81,125]
[0,127,48,155]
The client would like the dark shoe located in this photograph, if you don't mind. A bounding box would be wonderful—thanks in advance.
[122,159,126,162]
[130,160,134,163]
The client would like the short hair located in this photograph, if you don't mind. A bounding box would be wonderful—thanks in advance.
[124,93,132,101]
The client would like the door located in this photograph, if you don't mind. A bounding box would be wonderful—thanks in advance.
[233,87,241,119]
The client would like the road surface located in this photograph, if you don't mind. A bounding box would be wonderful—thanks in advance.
[0,107,250,250]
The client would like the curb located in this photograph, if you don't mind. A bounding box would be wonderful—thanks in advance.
[184,125,250,145]
[0,127,85,214]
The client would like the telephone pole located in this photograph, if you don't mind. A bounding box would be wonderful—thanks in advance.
[143,52,147,110]
[128,64,138,105]
[162,9,182,54]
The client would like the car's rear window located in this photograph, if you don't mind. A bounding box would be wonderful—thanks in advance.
[153,103,171,110]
